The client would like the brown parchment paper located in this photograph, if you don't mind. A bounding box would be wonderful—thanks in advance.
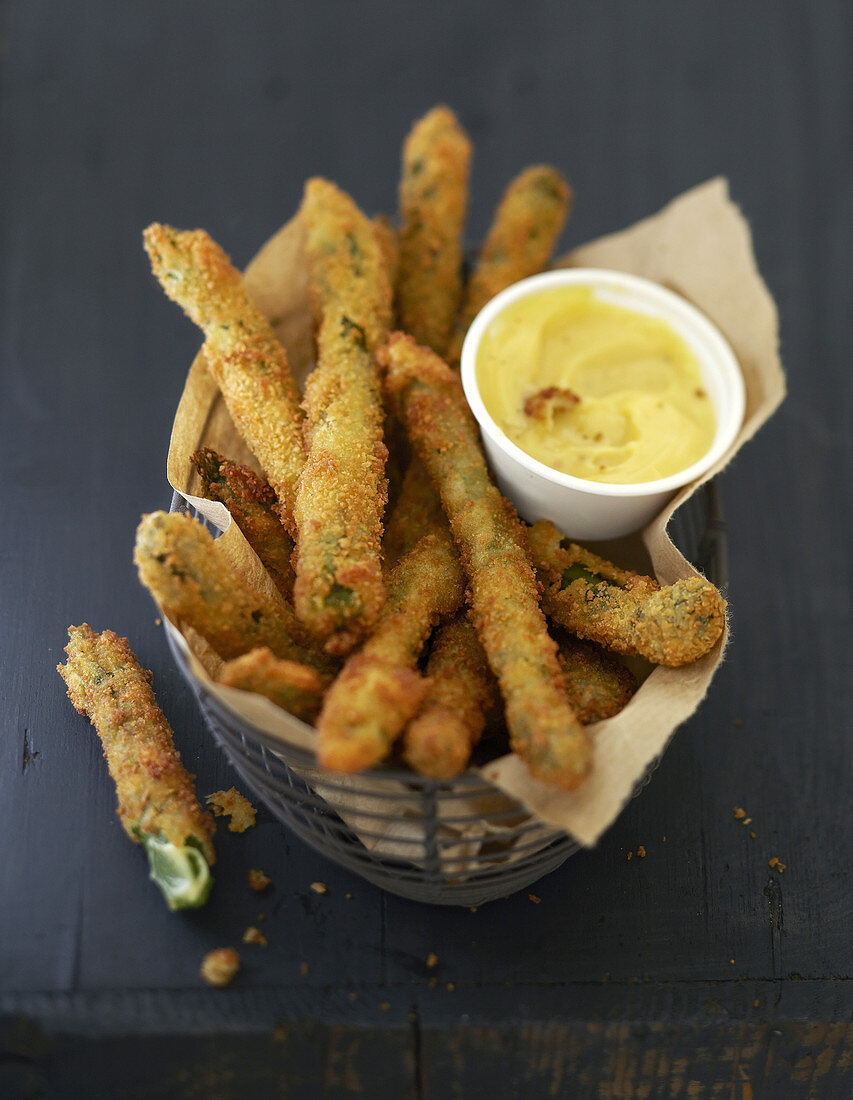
[162,177,784,850]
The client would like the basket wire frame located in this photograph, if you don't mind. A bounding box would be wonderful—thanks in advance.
[166,484,726,906]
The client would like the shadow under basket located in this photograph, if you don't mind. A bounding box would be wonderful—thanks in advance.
[166,483,727,907]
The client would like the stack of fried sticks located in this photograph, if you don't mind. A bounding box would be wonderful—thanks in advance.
[137,106,725,791]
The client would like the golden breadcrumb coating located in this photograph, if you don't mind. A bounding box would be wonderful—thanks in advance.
[207,787,256,833]
[372,213,400,307]
[528,520,726,666]
[317,529,464,772]
[294,179,392,653]
[380,332,591,791]
[446,165,572,366]
[200,947,240,987]
[143,224,304,533]
[134,511,333,672]
[557,636,638,724]
[217,647,329,724]
[397,106,472,355]
[248,867,271,892]
[58,625,215,864]
[404,614,499,779]
[192,448,295,601]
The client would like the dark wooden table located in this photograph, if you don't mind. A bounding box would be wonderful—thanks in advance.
[2,2,850,1096]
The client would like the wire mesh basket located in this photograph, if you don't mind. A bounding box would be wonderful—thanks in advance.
[166,483,726,906]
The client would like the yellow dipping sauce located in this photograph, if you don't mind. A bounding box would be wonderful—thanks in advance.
[476,285,716,483]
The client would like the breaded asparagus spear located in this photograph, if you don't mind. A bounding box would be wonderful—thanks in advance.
[317,529,465,772]
[397,106,472,356]
[446,165,572,366]
[191,448,295,600]
[383,456,446,565]
[404,613,498,779]
[380,332,591,791]
[557,636,638,724]
[58,625,215,910]
[217,647,330,724]
[528,520,726,667]
[372,214,400,302]
[134,511,333,673]
[295,179,392,655]
[143,224,304,534]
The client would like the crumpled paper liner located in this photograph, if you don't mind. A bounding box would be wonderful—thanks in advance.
[162,177,784,854]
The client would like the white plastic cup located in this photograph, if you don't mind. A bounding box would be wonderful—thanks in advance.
[460,269,745,540]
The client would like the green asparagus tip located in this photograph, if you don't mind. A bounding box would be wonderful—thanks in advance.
[140,832,213,911]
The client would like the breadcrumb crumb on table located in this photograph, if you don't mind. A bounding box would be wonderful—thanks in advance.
[768,857,787,873]
[207,788,256,833]
[426,953,439,969]
[200,947,240,987]
[528,893,541,904]
[242,925,268,947]
[310,881,328,895]
[248,867,271,892]
[637,845,646,859]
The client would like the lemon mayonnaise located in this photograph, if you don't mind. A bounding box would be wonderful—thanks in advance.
[475,284,716,484]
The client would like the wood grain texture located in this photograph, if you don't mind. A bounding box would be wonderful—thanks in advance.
[1,0,850,1093]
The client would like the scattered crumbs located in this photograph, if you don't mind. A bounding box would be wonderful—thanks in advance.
[272,1022,289,1043]
[469,906,478,913]
[733,717,743,727]
[750,832,756,839]
[528,893,541,904]
[426,952,439,969]
[200,947,240,988]
[248,867,271,892]
[637,845,646,859]
[730,959,735,965]
[446,982,455,992]
[428,977,437,989]
[242,925,268,948]
[753,999,760,1008]
[662,836,667,843]
[206,788,256,833]
[154,618,162,627]
[734,807,746,820]
[299,962,310,977]
[627,851,633,861]
[348,991,358,1002]
[310,881,328,895]
[345,893,353,900]
[743,817,752,825]
[768,857,787,873]
[380,1002,391,1012]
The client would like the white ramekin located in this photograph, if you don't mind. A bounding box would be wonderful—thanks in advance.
[460,268,745,540]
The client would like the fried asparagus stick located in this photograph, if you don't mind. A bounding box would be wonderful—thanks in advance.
[446,165,572,366]
[317,529,465,772]
[58,625,215,910]
[191,448,295,600]
[372,214,400,300]
[134,511,333,672]
[217,648,329,724]
[404,613,498,779]
[295,178,392,654]
[528,520,726,667]
[143,224,304,533]
[380,332,591,791]
[558,636,638,724]
[383,456,446,565]
[397,106,472,356]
